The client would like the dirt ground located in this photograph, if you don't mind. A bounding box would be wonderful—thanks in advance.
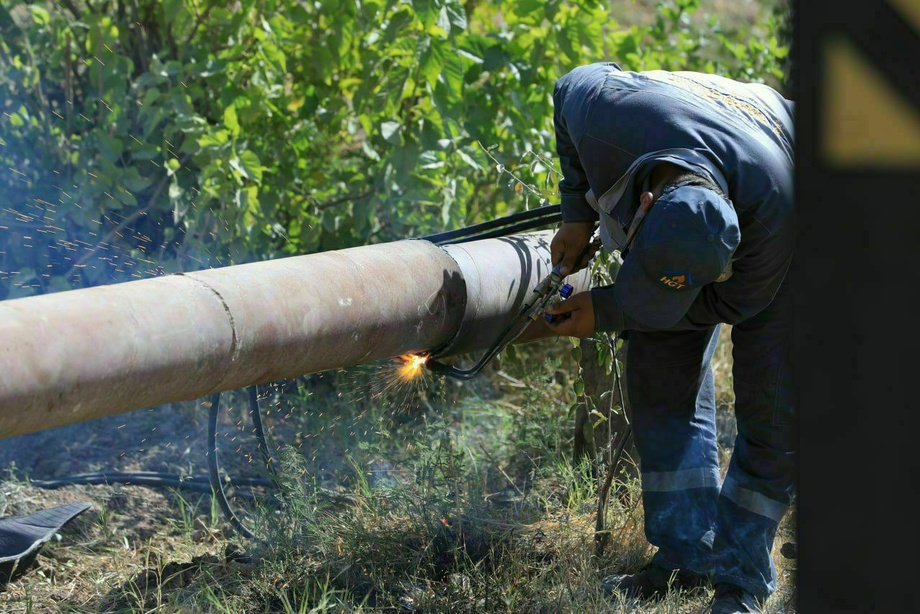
[0,388,282,612]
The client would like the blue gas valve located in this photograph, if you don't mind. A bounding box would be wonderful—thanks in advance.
[559,284,574,299]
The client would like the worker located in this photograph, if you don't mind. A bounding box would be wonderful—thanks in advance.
[542,62,795,614]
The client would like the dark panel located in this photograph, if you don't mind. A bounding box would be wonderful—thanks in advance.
[795,0,920,611]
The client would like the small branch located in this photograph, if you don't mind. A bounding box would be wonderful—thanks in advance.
[310,189,374,211]
[477,141,554,208]
[64,31,74,168]
[58,0,83,20]
[594,332,632,559]
[183,0,215,47]
[91,20,102,126]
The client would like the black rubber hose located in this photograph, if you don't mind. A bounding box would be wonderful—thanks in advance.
[421,203,561,245]
[206,384,287,541]
[27,472,273,492]
[207,392,256,540]
[433,214,563,245]
[248,385,279,483]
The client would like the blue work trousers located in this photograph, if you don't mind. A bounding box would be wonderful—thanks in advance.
[625,277,795,599]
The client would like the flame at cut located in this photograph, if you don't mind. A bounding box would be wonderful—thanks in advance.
[395,353,429,382]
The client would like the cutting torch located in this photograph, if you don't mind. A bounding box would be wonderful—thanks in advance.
[425,235,600,380]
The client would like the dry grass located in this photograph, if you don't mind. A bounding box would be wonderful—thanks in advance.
[0,331,796,613]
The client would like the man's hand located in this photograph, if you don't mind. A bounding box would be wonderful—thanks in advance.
[543,291,595,338]
[550,222,596,276]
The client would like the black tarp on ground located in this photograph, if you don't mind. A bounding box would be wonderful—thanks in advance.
[0,502,91,588]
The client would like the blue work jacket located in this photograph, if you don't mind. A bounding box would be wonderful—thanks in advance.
[553,62,795,331]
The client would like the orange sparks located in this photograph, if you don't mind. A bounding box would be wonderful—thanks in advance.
[395,353,429,382]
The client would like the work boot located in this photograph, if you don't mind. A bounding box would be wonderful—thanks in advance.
[602,562,710,599]
[710,583,764,613]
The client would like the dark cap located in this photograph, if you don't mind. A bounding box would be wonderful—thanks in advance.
[615,184,741,328]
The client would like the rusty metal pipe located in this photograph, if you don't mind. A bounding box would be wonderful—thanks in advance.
[0,231,590,440]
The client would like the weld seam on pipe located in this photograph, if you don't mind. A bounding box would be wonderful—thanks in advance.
[176,273,239,363]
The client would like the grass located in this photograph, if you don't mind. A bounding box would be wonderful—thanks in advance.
[0,331,796,613]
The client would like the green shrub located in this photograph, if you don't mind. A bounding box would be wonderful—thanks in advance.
[0,0,789,300]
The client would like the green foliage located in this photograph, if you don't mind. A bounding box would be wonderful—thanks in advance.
[610,0,791,92]
[0,0,789,300]
[0,0,606,298]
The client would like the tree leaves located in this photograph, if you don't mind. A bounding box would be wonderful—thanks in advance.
[223,106,240,138]
[380,121,403,144]
[0,0,789,301]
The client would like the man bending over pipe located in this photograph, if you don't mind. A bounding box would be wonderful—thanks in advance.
[543,62,795,614]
